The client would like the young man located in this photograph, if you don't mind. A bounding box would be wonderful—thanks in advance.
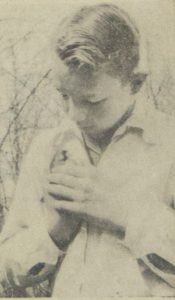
[47,4,175,297]
[1,3,175,297]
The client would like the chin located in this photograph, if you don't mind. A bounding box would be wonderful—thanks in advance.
[81,126,97,135]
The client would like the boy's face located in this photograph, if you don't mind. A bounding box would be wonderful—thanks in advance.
[54,61,135,139]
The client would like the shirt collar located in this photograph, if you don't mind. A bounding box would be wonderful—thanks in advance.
[82,133,102,155]
[112,97,163,145]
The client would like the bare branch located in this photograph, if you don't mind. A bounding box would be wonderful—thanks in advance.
[0,31,32,55]
[0,69,52,150]
[0,174,8,213]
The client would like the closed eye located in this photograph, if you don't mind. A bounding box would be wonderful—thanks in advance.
[88,97,108,105]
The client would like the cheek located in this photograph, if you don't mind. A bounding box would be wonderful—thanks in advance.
[93,100,125,125]
[97,100,117,118]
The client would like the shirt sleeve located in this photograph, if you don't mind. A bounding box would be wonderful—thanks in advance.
[123,161,175,288]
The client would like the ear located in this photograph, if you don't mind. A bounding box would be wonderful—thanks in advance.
[130,73,148,94]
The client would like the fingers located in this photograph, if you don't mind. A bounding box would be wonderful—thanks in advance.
[45,164,97,208]
[48,173,83,189]
[45,196,84,214]
[0,259,11,288]
[46,183,85,202]
[6,266,21,287]
[0,261,21,289]
[48,173,92,191]
[47,166,95,202]
[0,271,10,289]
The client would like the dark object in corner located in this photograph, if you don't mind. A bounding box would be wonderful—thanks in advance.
[147,253,175,274]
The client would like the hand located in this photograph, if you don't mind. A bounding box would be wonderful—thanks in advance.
[0,255,55,290]
[46,163,97,203]
[0,257,25,289]
[45,164,126,231]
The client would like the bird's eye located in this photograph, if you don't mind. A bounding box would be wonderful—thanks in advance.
[56,88,70,101]
[62,94,69,101]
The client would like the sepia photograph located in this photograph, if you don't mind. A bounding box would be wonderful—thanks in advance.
[0,0,175,298]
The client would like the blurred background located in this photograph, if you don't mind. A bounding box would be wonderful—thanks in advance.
[0,0,175,230]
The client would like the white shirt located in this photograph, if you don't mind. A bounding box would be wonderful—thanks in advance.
[1,99,175,296]
[53,98,175,297]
